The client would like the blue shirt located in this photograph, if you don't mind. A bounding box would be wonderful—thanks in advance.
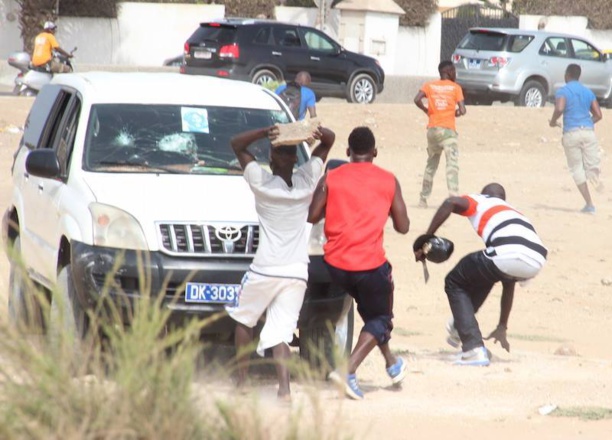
[275,84,316,120]
[555,80,596,132]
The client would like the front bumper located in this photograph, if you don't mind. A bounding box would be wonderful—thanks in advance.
[70,241,347,337]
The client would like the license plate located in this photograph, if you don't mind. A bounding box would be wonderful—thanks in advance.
[468,59,481,69]
[194,50,212,59]
[185,283,240,304]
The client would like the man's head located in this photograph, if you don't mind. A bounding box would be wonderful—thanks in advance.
[347,126,376,160]
[295,71,311,87]
[565,63,581,82]
[269,145,298,175]
[43,21,57,32]
[438,60,456,81]
[481,182,506,200]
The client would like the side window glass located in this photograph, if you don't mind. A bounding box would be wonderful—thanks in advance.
[41,91,72,150]
[56,97,81,177]
[508,35,533,53]
[274,27,301,47]
[253,27,271,45]
[22,84,63,149]
[571,39,601,61]
[539,37,567,57]
[300,29,335,52]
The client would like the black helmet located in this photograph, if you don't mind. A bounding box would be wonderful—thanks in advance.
[413,234,454,263]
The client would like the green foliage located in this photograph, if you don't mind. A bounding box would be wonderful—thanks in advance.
[513,0,612,30]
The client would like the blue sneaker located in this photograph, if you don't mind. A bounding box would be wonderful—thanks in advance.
[328,370,364,400]
[453,346,490,367]
[580,205,596,215]
[386,357,408,385]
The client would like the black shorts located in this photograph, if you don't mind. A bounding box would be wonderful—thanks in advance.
[324,260,394,344]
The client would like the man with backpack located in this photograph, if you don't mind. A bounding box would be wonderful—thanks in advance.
[275,71,317,120]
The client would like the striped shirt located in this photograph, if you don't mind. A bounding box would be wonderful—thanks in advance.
[460,194,547,268]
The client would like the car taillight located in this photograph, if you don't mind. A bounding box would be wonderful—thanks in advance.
[184,42,190,56]
[219,43,239,59]
[488,56,510,68]
[452,54,462,63]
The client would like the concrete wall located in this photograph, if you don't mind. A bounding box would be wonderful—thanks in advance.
[0,0,22,53]
[396,13,441,77]
[520,15,612,51]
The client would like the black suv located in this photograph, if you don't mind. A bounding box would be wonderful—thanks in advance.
[182,18,385,104]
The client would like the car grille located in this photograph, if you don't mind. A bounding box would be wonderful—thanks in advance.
[157,223,259,257]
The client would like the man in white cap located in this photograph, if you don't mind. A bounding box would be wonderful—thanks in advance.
[32,21,73,73]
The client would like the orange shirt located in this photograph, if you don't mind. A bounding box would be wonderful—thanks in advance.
[323,162,396,271]
[32,32,59,66]
[421,79,464,131]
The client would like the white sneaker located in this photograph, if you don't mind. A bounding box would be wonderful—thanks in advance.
[445,318,461,348]
[453,346,490,367]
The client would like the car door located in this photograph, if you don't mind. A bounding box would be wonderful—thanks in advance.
[538,37,571,96]
[23,87,81,285]
[271,25,311,80]
[298,27,348,94]
[568,38,610,98]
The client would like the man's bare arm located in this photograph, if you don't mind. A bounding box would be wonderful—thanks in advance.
[307,174,328,224]
[230,126,274,169]
[310,127,335,162]
[390,178,409,234]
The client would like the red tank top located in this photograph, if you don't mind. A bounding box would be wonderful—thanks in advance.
[324,162,396,271]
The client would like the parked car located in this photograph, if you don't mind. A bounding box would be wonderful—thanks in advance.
[181,18,385,104]
[452,27,612,107]
[163,54,184,67]
[2,72,353,369]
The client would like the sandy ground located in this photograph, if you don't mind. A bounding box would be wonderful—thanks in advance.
[1,96,611,439]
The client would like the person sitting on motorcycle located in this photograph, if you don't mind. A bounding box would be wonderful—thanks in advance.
[31,21,72,73]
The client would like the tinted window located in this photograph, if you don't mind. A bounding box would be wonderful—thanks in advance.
[507,35,534,53]
[190,25,237,44]
[22,84,63,149]
[458,31,506,51]
[539,37,568,57]
[274,27,301,47]
[253,27,272,45]
[83,105,306,175]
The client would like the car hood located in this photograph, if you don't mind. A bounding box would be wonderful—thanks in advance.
[81,172,257,222]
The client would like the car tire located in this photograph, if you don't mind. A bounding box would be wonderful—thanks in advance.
[8,236,44,332]
[251,69,279,86]
[517,80,546,107]
[49,264,89,355]
[347,74,376,104]
[299,298,354,375]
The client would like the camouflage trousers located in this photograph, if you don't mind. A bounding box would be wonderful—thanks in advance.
[420,127,459,200]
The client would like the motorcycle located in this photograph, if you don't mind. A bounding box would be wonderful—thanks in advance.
[7,47,77,96]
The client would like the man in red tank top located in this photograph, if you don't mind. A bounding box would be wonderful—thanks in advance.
[308,126,410,400]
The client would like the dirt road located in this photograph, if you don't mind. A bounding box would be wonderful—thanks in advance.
[1,96,611,439]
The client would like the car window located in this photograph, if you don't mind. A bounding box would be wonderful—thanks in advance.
[83,104,307,175]
[55,97,81,177]
[273,27,301,47]
[507,35,534,53]
[300,28,336,52]
[570,39,602,61]
[253,27,272,45]
[192,25,237,44]
[22,84,63,149]
[539,37,568,57]
[458,31,506,51]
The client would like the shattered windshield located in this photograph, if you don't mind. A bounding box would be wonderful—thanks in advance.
[83,104,307,174]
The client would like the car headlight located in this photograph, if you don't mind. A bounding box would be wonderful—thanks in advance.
[89,203,148,250]
[308,220,327,256]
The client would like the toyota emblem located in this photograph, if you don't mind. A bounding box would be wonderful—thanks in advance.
[215,225,242,253]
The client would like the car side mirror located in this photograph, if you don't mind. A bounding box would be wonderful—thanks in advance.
[25,149,61,178]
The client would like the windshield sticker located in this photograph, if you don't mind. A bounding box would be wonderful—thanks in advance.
[181,107,210,133]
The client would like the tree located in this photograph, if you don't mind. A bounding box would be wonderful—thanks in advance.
[15,0,57,52]
[513,0,612,29]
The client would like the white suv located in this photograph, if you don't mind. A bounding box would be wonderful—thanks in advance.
[3,72,352,368]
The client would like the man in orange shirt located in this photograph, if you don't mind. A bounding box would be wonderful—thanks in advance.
[32,21,72,73]
[414,60,466,208]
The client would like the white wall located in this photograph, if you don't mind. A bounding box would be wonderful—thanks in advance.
[520,15,612,52]
[275,6,340,40]
[0,0,23,54]
[362,12,400,75]
[395,12,441,77]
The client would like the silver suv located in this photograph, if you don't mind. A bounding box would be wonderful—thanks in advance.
[452,28,612,107]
